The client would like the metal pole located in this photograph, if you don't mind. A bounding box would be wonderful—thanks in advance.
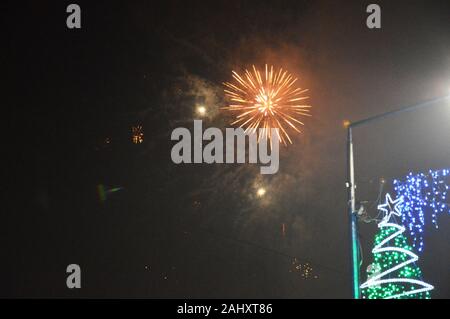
[347,127,360,299]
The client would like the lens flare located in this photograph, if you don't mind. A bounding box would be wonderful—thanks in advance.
[223,64,311,145]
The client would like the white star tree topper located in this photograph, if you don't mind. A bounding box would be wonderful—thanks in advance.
[378,193,403,223]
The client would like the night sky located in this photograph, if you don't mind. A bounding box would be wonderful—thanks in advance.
[4,0,450,298]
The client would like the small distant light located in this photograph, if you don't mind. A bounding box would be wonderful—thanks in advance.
[257,187,266,197]
[197,105,207,116]
[343,120,351,128]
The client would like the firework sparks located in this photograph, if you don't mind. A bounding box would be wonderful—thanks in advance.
[132,125,144,144]
[223,64,311,145]
[290,258,318,280]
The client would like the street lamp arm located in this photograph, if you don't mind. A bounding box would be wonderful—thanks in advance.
[349,95,450,128]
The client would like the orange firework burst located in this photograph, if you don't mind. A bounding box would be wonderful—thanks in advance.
[223,64,311,145]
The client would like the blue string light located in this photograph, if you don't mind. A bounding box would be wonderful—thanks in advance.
[393,168,450,252]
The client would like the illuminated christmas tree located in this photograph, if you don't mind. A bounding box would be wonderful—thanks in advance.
[361,194,434,299]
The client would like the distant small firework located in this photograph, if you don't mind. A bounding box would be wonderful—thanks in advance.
[196,105,207,117]
[132,125,144,144]
[290,258,318,280]
[256,187,266,197]
[223,64,311,145]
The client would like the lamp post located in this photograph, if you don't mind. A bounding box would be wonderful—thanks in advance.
[346,94,450,299]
